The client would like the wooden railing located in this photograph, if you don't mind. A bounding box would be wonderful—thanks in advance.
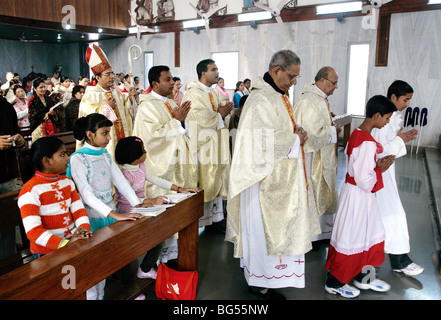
[0,191,204,300]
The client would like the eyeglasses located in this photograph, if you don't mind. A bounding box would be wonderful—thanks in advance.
[281,67,301,82]
[102,72,115,77]
[324,78,338,86]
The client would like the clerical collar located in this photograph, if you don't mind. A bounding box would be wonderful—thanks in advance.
[198,81,212,93]
[314,84,328,99]
[263,72,286,95]
[151,90,168,103]
[98,84,111,93]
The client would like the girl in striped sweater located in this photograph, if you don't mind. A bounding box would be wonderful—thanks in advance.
[18,137,92,259]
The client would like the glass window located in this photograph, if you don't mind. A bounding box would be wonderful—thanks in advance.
[211,52,239,90]
[346,44,370,116]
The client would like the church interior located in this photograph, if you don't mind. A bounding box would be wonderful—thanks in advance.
[0,0,440,304]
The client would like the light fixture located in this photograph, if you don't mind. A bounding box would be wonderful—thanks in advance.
[128,27,138,34]
[183,19,206,29]
[316,1,363,15]
[64,24,72,30]
[238,11,272,22]
[57,33,62,40]
[89,33,100,41]
[428,0,441,4]
[98,28,103,33]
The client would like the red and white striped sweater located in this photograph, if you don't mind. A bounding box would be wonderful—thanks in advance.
[18,171,91,254]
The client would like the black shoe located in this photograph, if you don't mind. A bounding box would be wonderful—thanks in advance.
[247,287,286,300]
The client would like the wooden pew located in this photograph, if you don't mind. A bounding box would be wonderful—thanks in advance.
[0,190,32,276]
[0,191,204,300]
[52,131,76,156]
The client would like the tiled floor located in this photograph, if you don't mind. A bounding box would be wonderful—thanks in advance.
[107,147,441,300]
[194,147,441,300]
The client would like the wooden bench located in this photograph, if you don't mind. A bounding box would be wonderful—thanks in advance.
[52,131,76,156]
[0,191,204,300]
[0,190,32,276]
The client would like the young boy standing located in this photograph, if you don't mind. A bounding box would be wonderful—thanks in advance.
[325,95,397,298]
[371,80,424,276]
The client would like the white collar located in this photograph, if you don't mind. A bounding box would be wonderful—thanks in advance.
[198,81,212,93]
[84,142,102,151]
[314,84,328,99]
[151,90,168,103]
[98,84,111,93]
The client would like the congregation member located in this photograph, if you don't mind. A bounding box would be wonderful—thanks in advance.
[12,86,30,129]
[214,77,230,104]
[226,50,320,300]
[293,66,341,244]
[0,95,26,260]
[64,85,85,131]
[243,78,251,95]
[78,75,90,87]
[233,81,244,109]
[371,80,424,275]
[182,59,233,229]
[171,76,184,106]
[78,44,134,159]
[28,79,61,140]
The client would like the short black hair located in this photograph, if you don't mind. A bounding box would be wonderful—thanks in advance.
[115,136,145,165]
[365,95,397,118]
[196,59,215,80]
[148,65,170,87]
[387,80,414,100]
[73,113,113,142]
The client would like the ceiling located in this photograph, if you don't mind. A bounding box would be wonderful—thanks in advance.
[0,22,127,44]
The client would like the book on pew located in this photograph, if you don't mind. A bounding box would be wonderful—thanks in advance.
[130,204,175,216]
[166,193,196,204]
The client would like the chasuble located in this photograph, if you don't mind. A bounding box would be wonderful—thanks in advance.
[133,93,197,198]
[181,81,230,203]
[78,85,133,159]
[293,84,338,216]
[226,78,320,258]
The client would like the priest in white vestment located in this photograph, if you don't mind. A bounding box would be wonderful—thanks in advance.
[78,44,134,160]
[181,59,234,228]
[293,67,340,243]
[226,50,320,299]
[133,65,198,263]
[371,80,424,276]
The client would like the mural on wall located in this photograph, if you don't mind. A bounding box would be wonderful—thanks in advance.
[135,0,154,25]
[197,0,227,16]
[243,0,269,12]
[157,0,175,21]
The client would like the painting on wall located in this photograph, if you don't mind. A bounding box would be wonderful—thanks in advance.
[157,0,175,22]
[242,0,269,12]
[196,0,227,16]
[134,0,154,25]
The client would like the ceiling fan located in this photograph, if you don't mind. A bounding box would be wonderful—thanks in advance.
[252,0,295,36]
[19,32,43,43]
[128,10,156,40]
[189,1,227,39]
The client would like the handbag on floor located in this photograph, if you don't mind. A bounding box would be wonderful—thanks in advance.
[155,263,198,300]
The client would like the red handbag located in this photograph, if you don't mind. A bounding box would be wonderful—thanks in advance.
[155,263,198,300]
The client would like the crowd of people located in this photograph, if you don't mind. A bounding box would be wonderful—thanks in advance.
[0,43,438,301]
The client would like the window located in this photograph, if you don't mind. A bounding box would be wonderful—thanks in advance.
[346,44,370,116]
[211,52,239,90]
[144,52,154,89]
